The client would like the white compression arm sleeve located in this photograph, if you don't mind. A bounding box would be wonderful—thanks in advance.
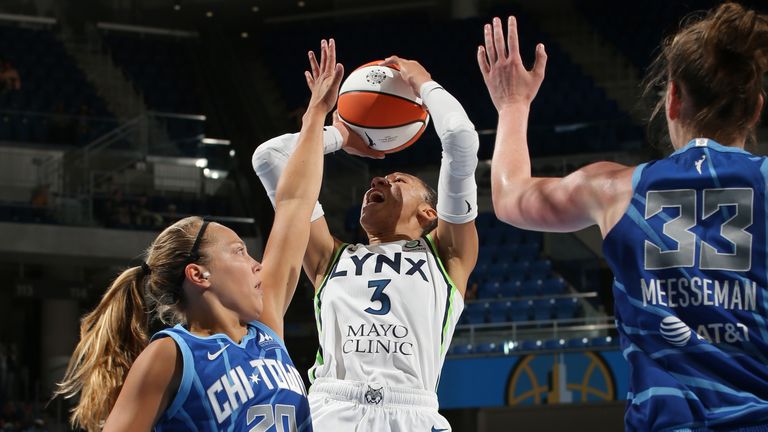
[420,81,479,224]
[252,126,343,222]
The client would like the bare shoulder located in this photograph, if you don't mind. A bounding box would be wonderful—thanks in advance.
[103,337,181,430]
[578,161,633,178]
[567,161,634,197]
[579,161,636,235]
[131,337,180,381]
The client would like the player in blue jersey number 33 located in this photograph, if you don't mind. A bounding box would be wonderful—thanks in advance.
[479,3,768,431]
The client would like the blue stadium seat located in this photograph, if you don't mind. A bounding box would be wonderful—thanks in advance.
[484,262,510,283]
[590,336,615,347]
[507,261,530,278]
[478,245,498,263]
[510,300,532,322]
[532,298,554,321]
[475,212,497,229]
[566,337,590,349]
[543,338,567,350]
[518,339,543,351]
[463,302,488,324]
[517,243,540,260]
[477,281,501,299]
[522,230,543,245]
[475,342,504,354]
[499,280,521,298]
[541,277,567,296]
[554,297,580,319]
[488,301,511,323]
[521,279,542,297]
[528,260,552,280]
[451,343,473,355]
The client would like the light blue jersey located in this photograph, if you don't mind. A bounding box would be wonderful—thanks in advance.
[151,321,312,432]
[604,138,768,431]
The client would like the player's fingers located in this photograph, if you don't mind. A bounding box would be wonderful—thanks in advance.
[328,38,336,72]
[532,43,547,78]
[380,56,400,66]
[330,63,344,90]
[319,39,328,72]
[492,17,507,61]
[304,70,314,88]
[483,23,497,63]
[507,16,521,63]
[308,51,320,78]
[477,46,491,76]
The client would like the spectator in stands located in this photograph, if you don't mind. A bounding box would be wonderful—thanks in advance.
[480,4,768,430]
[131,195,162,229]
[0,60,20,93]
[30,185,50,209]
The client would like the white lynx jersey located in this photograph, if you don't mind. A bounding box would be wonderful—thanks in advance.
[308,234,464,392]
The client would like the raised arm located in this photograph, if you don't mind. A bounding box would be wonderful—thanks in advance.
[253,60,385,294]
[256,39,343,338]
[478,17,633,236]
[381,56,480,296]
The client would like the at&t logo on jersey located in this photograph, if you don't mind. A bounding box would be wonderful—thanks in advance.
[659,316,692,346]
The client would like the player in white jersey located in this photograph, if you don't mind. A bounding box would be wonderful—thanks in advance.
[253,56,479,430]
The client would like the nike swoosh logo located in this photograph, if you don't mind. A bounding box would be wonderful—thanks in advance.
[364,131,376,148]
[431,427,448,432]
[465,200,472,214]
[207,344,230,361]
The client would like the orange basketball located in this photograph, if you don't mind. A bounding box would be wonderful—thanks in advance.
[337,61,430,153]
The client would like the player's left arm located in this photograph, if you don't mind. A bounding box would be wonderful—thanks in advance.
[426,83,479,298]
[381,56,479,297]
[257,39,343,339]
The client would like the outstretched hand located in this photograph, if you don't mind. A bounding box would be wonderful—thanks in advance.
[380,56,432,96]
[305,39,345,114]
[477,16,547,111]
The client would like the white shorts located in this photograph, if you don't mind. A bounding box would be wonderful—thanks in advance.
[308,378,452,431]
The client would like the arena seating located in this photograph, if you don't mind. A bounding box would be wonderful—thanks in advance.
[448,212,613,357]
[0,24,113,145]
[259,12,641,166]
[101,31,203,115]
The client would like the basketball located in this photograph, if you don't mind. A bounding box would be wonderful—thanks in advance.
[337,61,430,153]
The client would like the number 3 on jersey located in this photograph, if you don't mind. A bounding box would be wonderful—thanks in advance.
[364,279,392,315]
[644,188,753,271]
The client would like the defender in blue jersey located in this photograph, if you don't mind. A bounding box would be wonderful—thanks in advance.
[478,4,768,431]
[55,39,345,431]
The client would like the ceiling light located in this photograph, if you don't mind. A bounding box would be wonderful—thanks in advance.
[252,6,260,12]
[206,11,214,18]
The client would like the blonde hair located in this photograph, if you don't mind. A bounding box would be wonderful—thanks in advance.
[54,216,210,431]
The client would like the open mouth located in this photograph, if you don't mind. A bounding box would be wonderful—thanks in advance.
[253,281,263,294]
[365,189,386,206]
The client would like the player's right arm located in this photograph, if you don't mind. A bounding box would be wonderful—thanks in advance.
[253,117,384,289]
[102,338,180,432]
[478,16,633,236]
